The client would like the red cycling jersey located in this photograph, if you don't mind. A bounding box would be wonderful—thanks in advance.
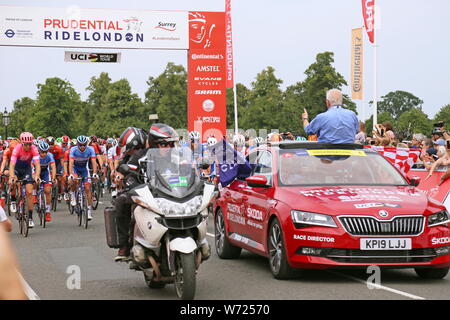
[49,144,64,161]
[90,142,101,156]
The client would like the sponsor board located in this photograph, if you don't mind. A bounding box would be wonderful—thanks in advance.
[64,51,121,63]
[0,6,188,49]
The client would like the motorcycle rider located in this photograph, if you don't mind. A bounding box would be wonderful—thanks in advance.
[113,127,149,262]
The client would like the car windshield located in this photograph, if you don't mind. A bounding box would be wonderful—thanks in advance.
[278,148,408,186]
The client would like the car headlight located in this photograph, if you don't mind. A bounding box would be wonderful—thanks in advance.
[156,196,203,217]
[428,210,450,227]
[291,210,337,228]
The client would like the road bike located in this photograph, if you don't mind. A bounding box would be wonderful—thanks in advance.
[36,182,47,228]
[73,177,89,229]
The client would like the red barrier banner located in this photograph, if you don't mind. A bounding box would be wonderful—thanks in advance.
[409,169,450,211]
[188,11,227,141]
[362,0,375,43]
[365,146,421,174]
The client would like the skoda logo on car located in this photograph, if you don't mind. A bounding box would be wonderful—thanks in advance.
[378,210,389,218]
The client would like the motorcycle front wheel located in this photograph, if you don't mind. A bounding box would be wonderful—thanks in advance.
[174,252,196,300]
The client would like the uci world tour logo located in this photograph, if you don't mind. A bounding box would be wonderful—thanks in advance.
[5,29,15,38]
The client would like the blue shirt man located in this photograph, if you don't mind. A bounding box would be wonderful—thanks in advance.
[302,89,359,144]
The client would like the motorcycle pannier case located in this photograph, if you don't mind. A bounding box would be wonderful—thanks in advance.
[104,207,120,248]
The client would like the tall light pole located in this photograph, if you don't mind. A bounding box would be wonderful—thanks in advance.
[2,108,10,140]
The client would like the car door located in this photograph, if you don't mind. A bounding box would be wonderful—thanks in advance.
[241,150,274,253]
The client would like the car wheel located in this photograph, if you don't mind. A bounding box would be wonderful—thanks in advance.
[268,218,295,279]
[414,267,449,279]
[214,208,241,259]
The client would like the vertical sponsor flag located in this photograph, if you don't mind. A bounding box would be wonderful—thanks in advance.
[351,28,363,100]
[225,0,234,88]
[362,0,375,43]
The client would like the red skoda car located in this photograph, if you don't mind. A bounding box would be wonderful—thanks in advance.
[213,142,450,279]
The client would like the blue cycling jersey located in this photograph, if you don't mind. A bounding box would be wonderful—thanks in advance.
[39,153,55,171]
[69,146,96,168]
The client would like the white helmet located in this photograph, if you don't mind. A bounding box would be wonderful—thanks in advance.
[189,131,201,141]
[232,134,245,146]
[207,137,217,146]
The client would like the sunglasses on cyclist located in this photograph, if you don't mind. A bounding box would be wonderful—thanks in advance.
[78,144,87,148]
[158,142,174,148]
[23,143,32,147]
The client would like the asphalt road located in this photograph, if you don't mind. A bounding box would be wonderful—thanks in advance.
[8,193,450,300]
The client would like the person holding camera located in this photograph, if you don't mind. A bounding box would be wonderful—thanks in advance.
[373,122,395,146]
[301,89,358,144]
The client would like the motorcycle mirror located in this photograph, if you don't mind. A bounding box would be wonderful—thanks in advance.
[118,164,131,174]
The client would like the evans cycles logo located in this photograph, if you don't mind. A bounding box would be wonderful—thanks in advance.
[154,22,176,31]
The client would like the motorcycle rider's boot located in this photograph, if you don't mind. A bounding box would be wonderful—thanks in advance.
[200,239,211,261]
[114,246,131,262]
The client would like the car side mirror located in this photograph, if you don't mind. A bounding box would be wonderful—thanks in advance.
[409,176,421,187]
[246,175,270,188]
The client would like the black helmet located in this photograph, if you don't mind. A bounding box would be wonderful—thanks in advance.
[119,127,147,151]
[148,123,178,143]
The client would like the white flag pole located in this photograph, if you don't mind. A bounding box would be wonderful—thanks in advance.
[372,3,378,132]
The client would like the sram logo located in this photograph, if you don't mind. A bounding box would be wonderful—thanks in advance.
[247,208,263,221]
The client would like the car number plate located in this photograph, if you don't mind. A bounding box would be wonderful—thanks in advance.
[360,238,412,250]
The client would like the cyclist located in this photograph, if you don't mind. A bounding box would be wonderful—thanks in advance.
[37,141,57,222]
[47,136,64,201]
[68,135,99,221]
[9,132,41,228]
[107,138,122,198]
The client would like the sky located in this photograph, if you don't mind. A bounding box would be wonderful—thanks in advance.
[0,0,449,122]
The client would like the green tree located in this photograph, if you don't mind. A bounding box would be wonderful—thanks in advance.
[85,72,112,134]
[90,79,144,136]
[434,104,450,127]
[396,108,432,140]
[226,84,251,129]
[242,66,283,130]
[25,78,80,137]
[144,63,187,129]
[299,52,356,121]
[7,97,35,138]
[372,90,423,120]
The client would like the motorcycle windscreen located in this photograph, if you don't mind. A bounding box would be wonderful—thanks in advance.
[146,147,200,199]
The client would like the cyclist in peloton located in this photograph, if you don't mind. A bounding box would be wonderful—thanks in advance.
[37,141,57,222]
[68,136,99,221]
[9,132,41,228]
[47,136,64,201]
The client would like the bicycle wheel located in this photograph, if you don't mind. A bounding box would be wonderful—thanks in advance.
[77,192,82,227]
[38,194,43,227]
[83,193,89,229]
[41,193,47,229]
[21,199,29,238]
[92,183,99,210]
[51,185,58,212]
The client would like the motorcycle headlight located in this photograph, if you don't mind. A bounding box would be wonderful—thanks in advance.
[428,210,450,227]
[156,196,203,217]
[291,210,337,228]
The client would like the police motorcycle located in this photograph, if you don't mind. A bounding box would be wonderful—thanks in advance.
[121,146,215,300]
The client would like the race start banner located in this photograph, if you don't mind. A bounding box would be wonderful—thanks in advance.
[0,6,227,140]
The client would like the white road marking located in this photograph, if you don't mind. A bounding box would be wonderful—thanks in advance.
[328,271,426,300]
[17,271,40,300]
